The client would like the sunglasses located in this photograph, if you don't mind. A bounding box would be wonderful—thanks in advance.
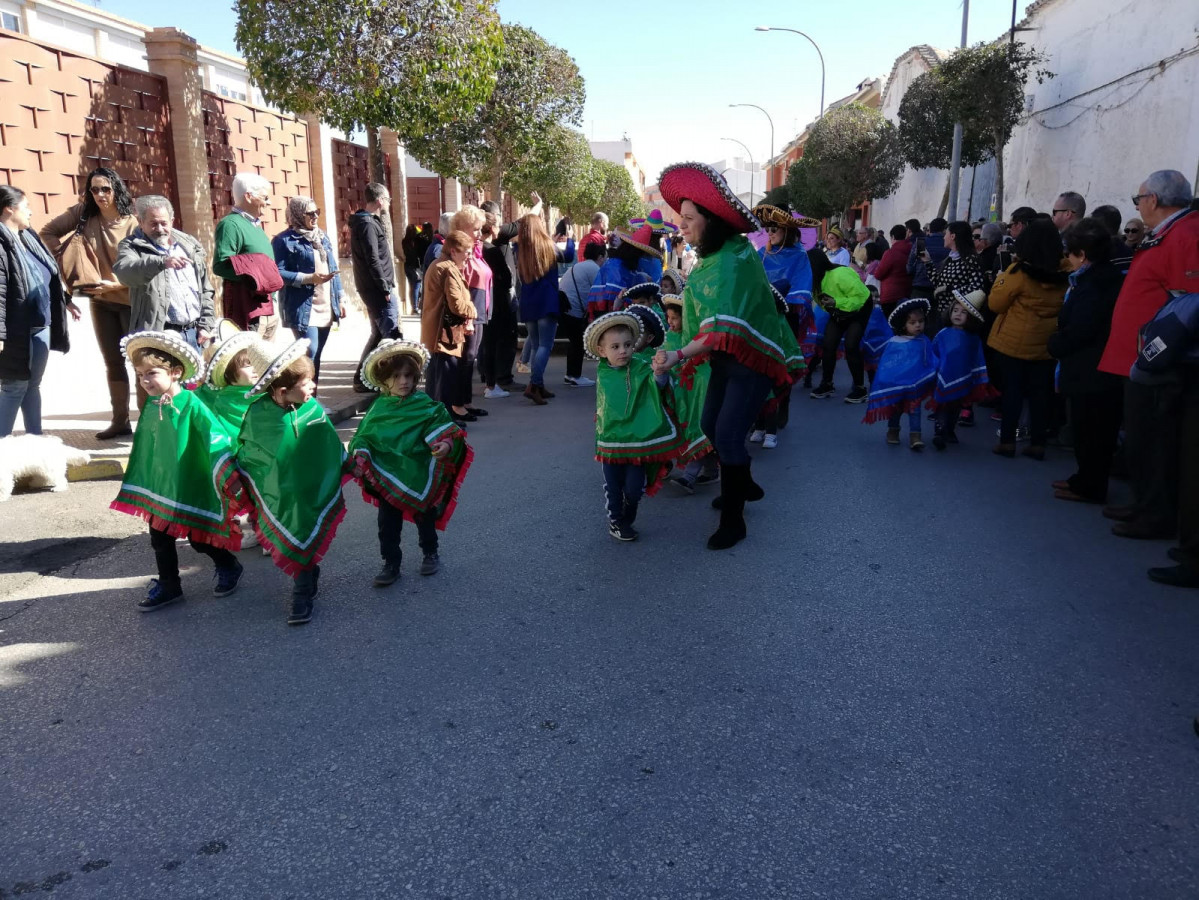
[1131,193,1151,206]
[1123,227,1142,234]
[764,225,780,233]
[303,208,320,216]
[89,186,113,195]
[972,234,982,240]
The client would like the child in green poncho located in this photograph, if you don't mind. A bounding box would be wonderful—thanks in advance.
[348,340,472,588]
[233,340,347,626]
[661,295,718,493]
[111,331,244,613]
[585,311,686,542]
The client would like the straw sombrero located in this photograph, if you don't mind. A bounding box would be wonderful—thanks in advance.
[203,319,261,388]
[619,282,662,306]
[887,297,931,330]
[661,293,684,309]
[658,162,759,233]
[584,311,643,361]
[626,304,666,350]
[629,209,679,235]
[245,339,311,398]
[660,267,686,292]
[120,330,205,385]
[611,223,659,257]
[360,339,431,392]
[752,204,800,231]
[951,289,988,323]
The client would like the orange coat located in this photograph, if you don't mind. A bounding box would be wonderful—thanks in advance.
[986,264,1068,361]
[420,258,475,358]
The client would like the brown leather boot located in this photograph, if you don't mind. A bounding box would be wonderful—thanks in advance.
[523,384,547,405]
[96,380,133,440]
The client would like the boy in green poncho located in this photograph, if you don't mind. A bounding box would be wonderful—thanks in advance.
[111,331,244,613]
[233,339,347,626]
[348,340,472,588]
[584,311,686,542]
[661,294,718,493]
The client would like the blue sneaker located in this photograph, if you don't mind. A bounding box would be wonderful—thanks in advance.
[212,561,244,598]
[138,579,183,613]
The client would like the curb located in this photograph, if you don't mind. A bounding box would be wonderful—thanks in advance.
[64,394,376,483]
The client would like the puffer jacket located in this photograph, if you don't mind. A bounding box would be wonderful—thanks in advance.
[0,224,69,381]
[987,264,1068,361]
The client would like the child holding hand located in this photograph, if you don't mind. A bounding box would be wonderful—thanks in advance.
[197,318,262,442]
[863,298,935,451]
[349,340,473,587]
[662,293,717,492]
[585,311,685,541]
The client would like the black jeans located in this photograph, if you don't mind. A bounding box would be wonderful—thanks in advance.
[1124,378,1181,531]
[92,299,131,384]
[702,352,773,466]
[354,295,402,389]
[1066,388,1123,501]
[378,502,438,566]
[149,525,238,586]
[996,353,1056,445]
[821,300,874,388]
[934,401,961,439]
[1176,370,1199,573]
[558,313,586,379]
[426,352,459,409]
[601,462,645,525]
[455,324,483,406]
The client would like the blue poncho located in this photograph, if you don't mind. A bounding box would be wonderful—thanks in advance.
[931,327,993,408]
[861,305,893,371]
[863,335,935,424]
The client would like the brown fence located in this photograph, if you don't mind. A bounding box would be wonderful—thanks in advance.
[0,30,176,224]
[330,138,392,251]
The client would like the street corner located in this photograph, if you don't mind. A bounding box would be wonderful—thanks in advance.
[67,457,127,483]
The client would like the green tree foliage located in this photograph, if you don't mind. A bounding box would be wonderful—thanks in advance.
[897,70,991,170]
[507,125,601,225]
[761,185,792,209]
[404,24,585,198]
[593,160,645,232]
[785,104,904,223]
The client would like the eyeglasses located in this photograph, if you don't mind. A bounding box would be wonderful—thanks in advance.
[1123,227,1142,234]
[764,225,779,233]
[972,234,982,240]
[1131,193,1151,206]
[89,186,113,195]
[304,208,320,216]
[1051,208,1072,215]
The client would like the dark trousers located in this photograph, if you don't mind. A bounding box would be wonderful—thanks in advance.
[1177,370,1199,573]
[426,352,460,409]
[602,462,645,525]
[702,351,773,466]
[92,299,131,384]
[558,313,586,379]
[1066,388,1123,501]
[1124,378,1182,531]
[455,324,483,406]
[149,525,237,586]
[354,295,402,389]
[996,353,1056,445]
[378,502,438,566]
[934,402,960,439]
[821,300,874,388]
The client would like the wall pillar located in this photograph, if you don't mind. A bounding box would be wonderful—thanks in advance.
[143,28,214,254]
[302,114,340,259]
[443,177,462,214]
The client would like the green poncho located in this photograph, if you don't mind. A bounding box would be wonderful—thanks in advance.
[111,389,241,549]
[348,391,472,529]
[682,234,804,388]
[595,356,686,496]
[196,382,258,445]
[664,330,712,464]
[234,397,347,574]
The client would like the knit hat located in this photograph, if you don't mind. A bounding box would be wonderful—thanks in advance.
[658,162,760,233]
[121,330,205,385]
[584,311,642,361]
[360,339,431,392]
[245,339,311,398]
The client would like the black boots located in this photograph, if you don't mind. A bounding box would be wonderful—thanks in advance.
[96,380,133,440]
[708,464,750,550]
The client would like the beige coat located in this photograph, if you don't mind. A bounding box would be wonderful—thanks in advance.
[420,258,476,358]
[39,202,136,302]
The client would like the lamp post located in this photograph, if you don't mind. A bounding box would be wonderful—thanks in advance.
[755,26,825,119]
[721,137,755,207]
[730,103,775,193]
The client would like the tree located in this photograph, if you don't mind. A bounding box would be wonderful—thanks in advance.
[404,24,585,198]
[507,124,601,227]
[784,103,904,223]
[593,160,645,233]
[761,184,792,209]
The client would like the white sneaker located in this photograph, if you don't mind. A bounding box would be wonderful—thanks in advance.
[749,429,766,443]
[484,386,510,399]
[762,434,778,449]
[569,376,595,387]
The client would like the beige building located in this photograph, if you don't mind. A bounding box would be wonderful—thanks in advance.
[590,138,648,196]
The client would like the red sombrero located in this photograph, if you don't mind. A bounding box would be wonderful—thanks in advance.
[611,223,658,256]
[658,161,760,233]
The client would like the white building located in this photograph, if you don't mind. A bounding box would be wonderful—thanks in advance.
[590,138,648,196]
[709,157,766,210]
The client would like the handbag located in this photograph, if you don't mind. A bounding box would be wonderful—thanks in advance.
[55,215,106,296]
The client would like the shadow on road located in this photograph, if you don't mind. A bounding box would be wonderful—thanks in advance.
[0,536,124,576]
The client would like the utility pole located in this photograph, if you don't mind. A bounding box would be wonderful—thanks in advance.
[946,0,970,222]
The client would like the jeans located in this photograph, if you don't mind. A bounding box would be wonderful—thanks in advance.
[821,300,874,388]
[1124,378,1181,531]
[355,292,402,389]
[558,313,586,379]
[602,462,645,525]
[378,502,438,566]
[996,353,1056,445]
[91,299,131,384]
[888,409,922,434]
[701,351,773,466]
[0,326,51,437]
[1066,389,1123,501]
[404,268,421,311]
[525,314,558,386]
[149,524,238,586]
[292,324,332,381]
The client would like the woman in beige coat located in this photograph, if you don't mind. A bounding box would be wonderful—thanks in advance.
[420,230,477,426]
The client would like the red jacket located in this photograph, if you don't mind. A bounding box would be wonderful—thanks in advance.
[873,238,913,304]
[578,229,606,256]
[1099,210,1199,376]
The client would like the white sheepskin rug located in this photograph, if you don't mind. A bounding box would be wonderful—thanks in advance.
[0,434,91,501]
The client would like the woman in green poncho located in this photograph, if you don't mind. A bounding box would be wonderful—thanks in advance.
[653,162,802,550]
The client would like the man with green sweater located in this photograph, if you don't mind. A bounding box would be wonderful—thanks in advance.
[214,173,282,340]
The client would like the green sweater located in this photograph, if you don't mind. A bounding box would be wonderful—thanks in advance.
[213,212,274,281]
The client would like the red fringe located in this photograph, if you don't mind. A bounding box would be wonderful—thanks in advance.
[432,444,474,530]
[699,330,795,389]
[350,444,474,532]
[254,501,347,577]
[927,383,998,412]
[595,444,687,466]
[861,398,927,425]
[109,500,243,552]
[644,464,671,498]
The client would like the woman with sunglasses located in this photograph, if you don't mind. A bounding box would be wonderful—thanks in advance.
[39,167,137,439]
[272,196,343,383]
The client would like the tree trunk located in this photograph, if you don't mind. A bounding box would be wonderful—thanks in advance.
[366,126,386,184]
[936,177,950,219]
[993,137,1005,221]
[490,166,503,204]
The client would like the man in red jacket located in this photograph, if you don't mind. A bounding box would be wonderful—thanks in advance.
[1098,169,1199,541]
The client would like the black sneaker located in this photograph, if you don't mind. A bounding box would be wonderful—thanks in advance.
[373,562,400,587]
[670,475,696,494]
[138,579,183,612]
[287,594,313,625]
[694,471,721,487]
[844,385,868,404]
[933,434,947,451]
[419,553,440,576]
[810,382,835,399]
[608,522,637,542]
[212,560,244,597]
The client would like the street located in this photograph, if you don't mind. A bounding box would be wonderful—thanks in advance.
[2,356,1198,899]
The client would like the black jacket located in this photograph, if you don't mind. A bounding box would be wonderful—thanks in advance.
[1047,261,1125,394]
[0,225,68,381]
[348,210,395,309]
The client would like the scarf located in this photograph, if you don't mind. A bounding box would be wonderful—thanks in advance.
[111,390,242,549]
[595,357,686,496]
[285,196,327,262]
[348,391,473,529]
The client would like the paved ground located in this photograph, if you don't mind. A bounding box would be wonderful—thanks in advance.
[2,357,1197,899]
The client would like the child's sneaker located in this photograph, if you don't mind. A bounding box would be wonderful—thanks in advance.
[749,429,766,443]
[566,375,595,387]
[933,434,947,451]
[419,553,440,576]
[810,382,835,399]
[212,560,244,598]
[844,385,868,404]
[958,407,975,427]
[910,432,925,451]
[694,470,720,486]
[886,428,900,445]
[762,434,778,449]
[609,522,637,542]
[670,474,696,494]
[373,562,400,587]
[139,579,183,613]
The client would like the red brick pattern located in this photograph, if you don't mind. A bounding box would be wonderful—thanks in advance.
[330,138,391,250]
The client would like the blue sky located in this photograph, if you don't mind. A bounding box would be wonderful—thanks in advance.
[95,0,1021,185]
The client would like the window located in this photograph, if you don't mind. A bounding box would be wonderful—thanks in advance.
[2,12,21,32]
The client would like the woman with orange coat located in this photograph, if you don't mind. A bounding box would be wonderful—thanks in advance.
[419,230,478,427]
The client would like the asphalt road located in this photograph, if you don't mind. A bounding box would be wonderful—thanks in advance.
[2,357,1197,899]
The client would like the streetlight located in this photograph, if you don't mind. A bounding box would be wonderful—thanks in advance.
[730,103,775,193]
[755,26,825,119]
[720,137,755,208]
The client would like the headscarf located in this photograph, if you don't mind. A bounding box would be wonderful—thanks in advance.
[286,196,327,263]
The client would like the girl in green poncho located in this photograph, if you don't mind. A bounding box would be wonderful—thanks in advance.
[233,339,347,626]
[111,331,244,613]
[349,340,472,589]
[661,294,718,493]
